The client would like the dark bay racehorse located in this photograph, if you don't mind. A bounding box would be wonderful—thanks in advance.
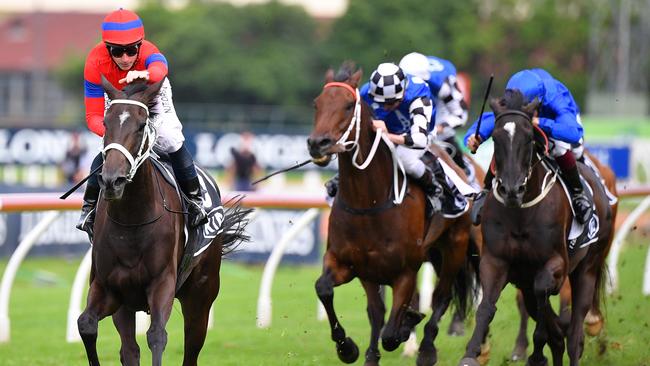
[308,62,474,366]
[509,150,618,361]
[77,77,249,366]
[459,90,613,366]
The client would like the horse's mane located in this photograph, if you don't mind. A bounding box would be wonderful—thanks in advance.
[334,61,357,82]
[122,80,149,97]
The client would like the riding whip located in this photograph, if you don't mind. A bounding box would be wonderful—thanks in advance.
[251,158,314,185]
[59,163,104,200]
[472,74,494,154]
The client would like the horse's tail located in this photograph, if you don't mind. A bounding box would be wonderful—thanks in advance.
[218,196,254,256]
[453,233,482,318]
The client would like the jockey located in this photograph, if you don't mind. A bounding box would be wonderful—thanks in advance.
[465,68,592,225]
[77,9,207,239]
[399,52,469,174]
[326,63,464,217]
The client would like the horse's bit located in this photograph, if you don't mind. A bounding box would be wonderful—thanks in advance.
[102,99,156,182]
[322,82,407,204]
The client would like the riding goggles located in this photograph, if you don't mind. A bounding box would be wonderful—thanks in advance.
[106,43,141,58]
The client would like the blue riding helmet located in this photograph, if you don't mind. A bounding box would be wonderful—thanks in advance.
[506,70,545,103]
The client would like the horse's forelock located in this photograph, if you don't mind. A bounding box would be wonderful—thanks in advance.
[502,89,526,110]
[122,81,149,98]
[334,61,357,82]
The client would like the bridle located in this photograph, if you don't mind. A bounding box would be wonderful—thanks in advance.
[322,82,407,204]
[102,99,156,182]
[492,109,556,208]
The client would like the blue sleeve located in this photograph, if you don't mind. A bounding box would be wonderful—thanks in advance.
[541,95,583,143]
[463,112,495,146]
[537,114,583,144]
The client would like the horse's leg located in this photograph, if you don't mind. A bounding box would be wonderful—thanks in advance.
[459,254,508,366]
[360,280,386,366]
[558,280,572,335]
[315,252,358,363]
[419,244,466,366]
[78,281,120,366]
[381,270,419,352]
[567,266,597,366]
[529,257,566,366]
[112,306,140,366]
[511,290,529,362]
[179,294,213,366]
[146,275,176,366]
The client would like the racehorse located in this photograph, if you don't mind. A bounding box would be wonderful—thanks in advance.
[77,77,250,366]
[308,62,474,366]
[509,149,618,361]
[459,90,614,366]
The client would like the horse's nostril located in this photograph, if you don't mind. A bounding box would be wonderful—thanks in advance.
[517,185,526,194]
[497,185,507,196]
[319,138,332,147]
[115,176,128,187]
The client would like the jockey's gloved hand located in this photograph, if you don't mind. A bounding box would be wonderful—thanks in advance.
[119,70,150,84]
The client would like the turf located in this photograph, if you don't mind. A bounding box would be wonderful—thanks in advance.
[0,239,649,365]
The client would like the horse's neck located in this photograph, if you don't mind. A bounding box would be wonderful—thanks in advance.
[337,113,394,203]
[106,161,161,223]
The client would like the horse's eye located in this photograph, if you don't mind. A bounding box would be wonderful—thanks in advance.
[346,102,354,111]
[138,123,146,131]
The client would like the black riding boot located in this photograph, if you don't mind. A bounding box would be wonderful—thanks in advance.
[561,165,593,224]
[471,167,494,225]
[76,183,100,241]
[414,167,443,214]
[178,176,208,227]
[324,173,339,198]
[170,144,208,228]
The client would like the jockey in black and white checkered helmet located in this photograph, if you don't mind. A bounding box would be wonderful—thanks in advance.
[358,62,467,218]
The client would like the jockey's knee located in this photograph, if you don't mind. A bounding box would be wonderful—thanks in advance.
[549,139,571,158]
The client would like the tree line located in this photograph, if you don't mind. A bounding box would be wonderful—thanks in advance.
[59,0,595,122]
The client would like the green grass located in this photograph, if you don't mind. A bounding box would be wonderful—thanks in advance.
[1,240,650,365]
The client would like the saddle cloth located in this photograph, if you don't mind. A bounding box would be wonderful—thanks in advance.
[541,158,601,253]
[150,154,226,258]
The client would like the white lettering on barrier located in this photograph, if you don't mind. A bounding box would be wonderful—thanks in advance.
[19,212,88,245]
[242,210,315,256]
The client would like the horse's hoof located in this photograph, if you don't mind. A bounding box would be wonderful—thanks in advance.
[382,336,400,352]
[585,319,604,337]
[336,337,359,364]
[526,356,548,366]
[458,357,480,366]
[448,318,465,336]
[510,347,527,362]
[364,348,381,365]
[477,342,491,366]
[416,347,437,366]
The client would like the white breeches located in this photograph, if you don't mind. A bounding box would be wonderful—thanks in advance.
[105,78,185,153]
[396,145,426,178]
[549,114,584,159]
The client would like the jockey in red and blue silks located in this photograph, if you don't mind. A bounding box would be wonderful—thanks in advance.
[464,68,592,225]
[399,52,470,173]
[77,9,207,241]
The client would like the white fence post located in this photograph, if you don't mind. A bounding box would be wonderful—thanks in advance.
[66,248,92,342]
[256,208,320,328]
[607,195,650,294]
[0,211,61,343]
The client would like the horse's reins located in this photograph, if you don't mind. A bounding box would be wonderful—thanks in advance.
[491,109,557,208]
[323,82,407,204]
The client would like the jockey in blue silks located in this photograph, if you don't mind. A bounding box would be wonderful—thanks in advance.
[325,62,465,217]
[399,52,469,174]
[464,68,592,225]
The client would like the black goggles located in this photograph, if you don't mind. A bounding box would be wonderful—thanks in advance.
[107,43,140,58]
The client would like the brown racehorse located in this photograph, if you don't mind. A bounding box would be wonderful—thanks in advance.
[77,77,250,366]
[459,90,614,366]
[509,150,618,362]
[308,62,474,366]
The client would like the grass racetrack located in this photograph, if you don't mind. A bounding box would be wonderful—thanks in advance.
[1,238,649,365]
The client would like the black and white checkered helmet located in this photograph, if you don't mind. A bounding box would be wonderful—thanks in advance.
[369,63,407,103]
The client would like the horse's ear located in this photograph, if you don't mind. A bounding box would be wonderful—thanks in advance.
[349,68,363,88]
[324,69,335,83]
[489,97,505,115]
[139,77,165,106]
[101,74,126,100]
[523,97,541,116]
